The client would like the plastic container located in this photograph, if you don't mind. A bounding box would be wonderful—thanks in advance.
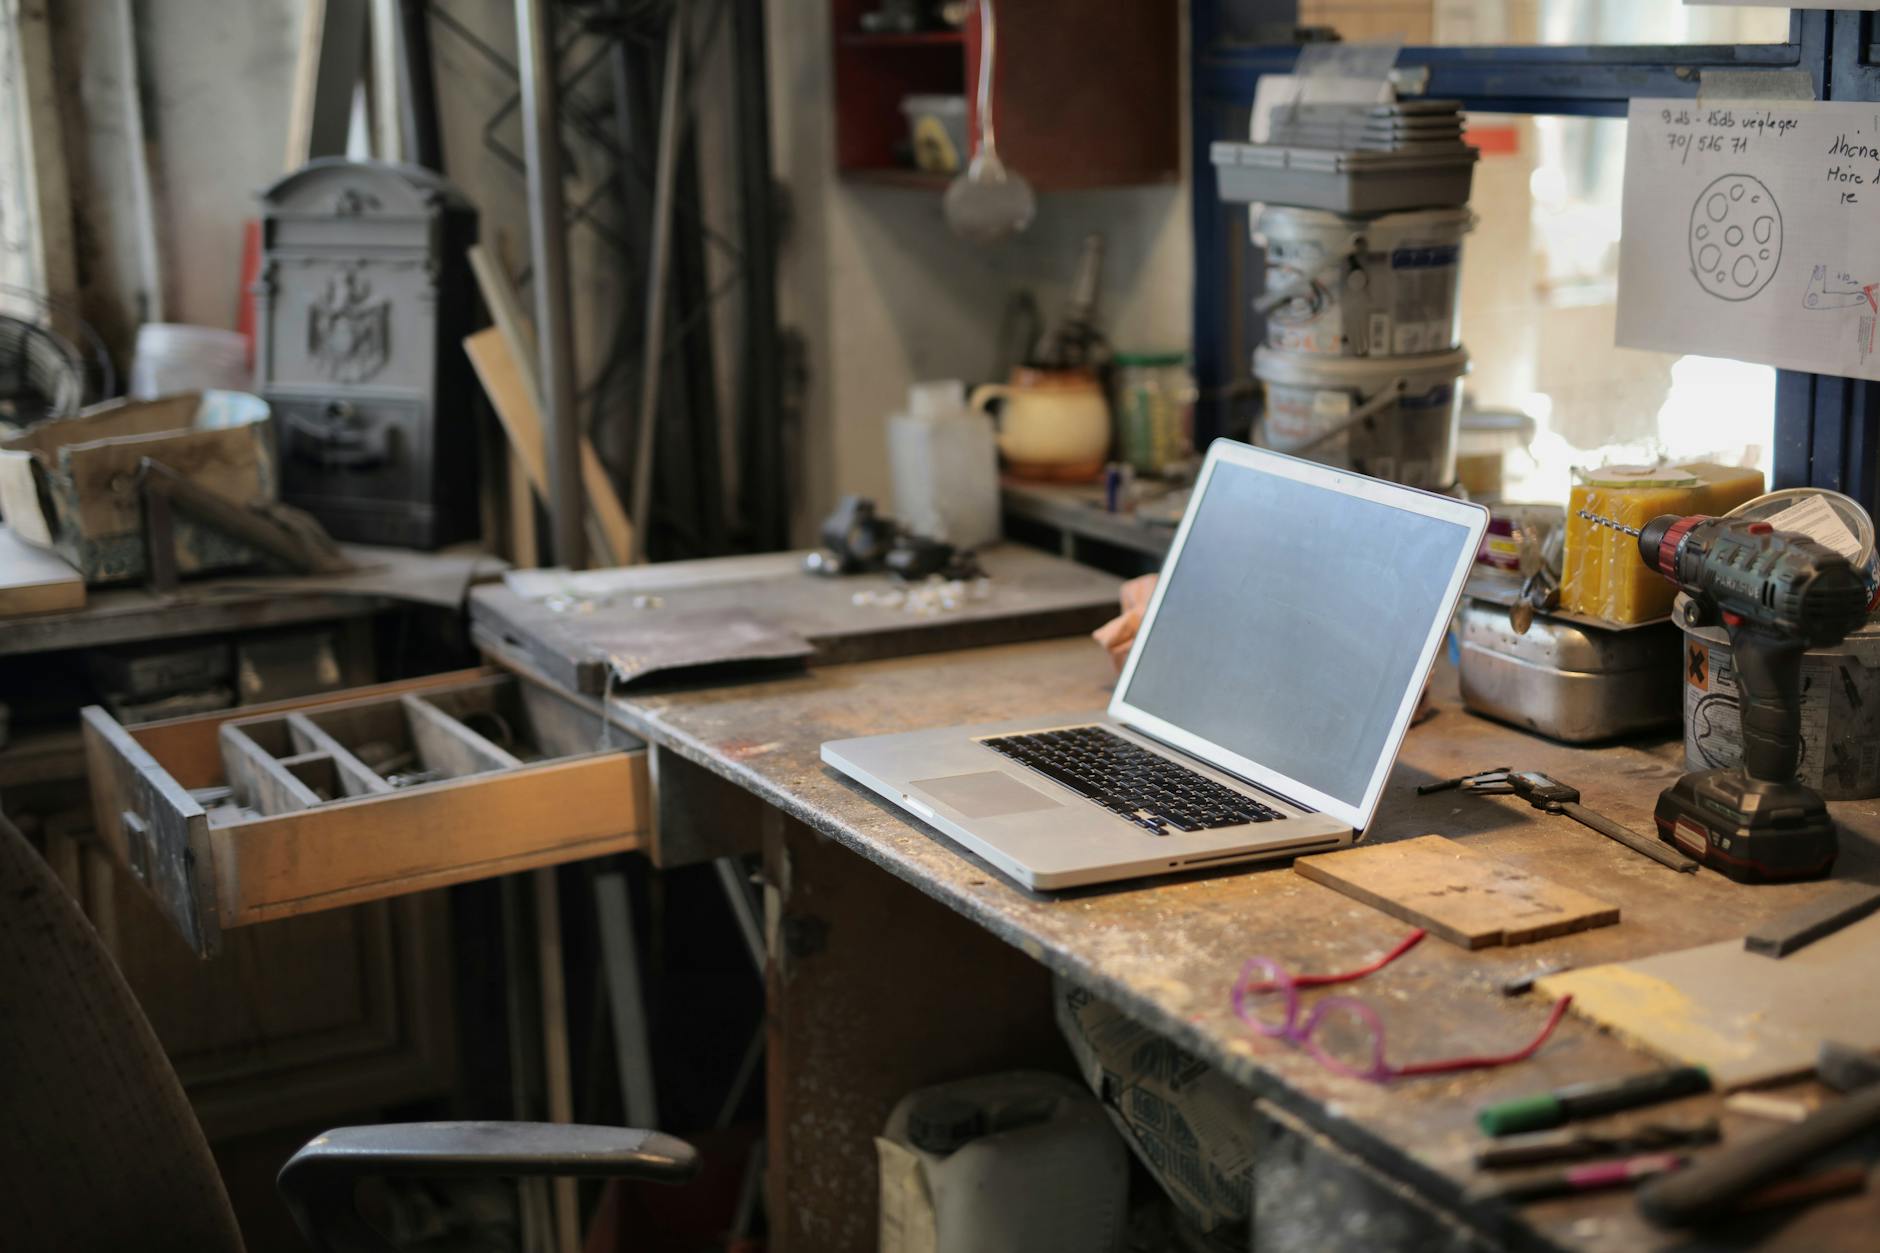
[1111,351,1193,475]
[888,380,1000,548]
[129,324,250,399]
[877,1071,1126,1253]
[1680,595,1880,799]
[1253,344,1467,490]
[1725,487,1880,609]
[1258,205,1473,357]
[1211,141,1479,214]
[901,94,970,175]
[1460,597,1682,743]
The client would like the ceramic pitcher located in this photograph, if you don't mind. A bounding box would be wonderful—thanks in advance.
[969,366,1111,482]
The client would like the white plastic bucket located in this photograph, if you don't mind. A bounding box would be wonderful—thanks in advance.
[129,323,250,400]
[1253,345,1468,490]
[1257,206,1472,357]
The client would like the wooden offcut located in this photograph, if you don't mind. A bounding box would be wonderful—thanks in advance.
[0,526,84,617]
[464,326,633,566]
[1294,835,1620,949]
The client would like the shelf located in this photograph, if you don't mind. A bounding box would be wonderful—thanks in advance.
[838,167,954,190]
[839,30,965,48]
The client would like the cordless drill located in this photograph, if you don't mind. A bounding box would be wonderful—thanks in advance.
[1636,514,1870,883]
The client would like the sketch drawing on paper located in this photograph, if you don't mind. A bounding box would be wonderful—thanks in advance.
[1804,264,1880,360]
[1688,174,1782,301]
[1803,264,1876,312]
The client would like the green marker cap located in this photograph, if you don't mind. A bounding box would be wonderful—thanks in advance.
[1477,1093,1564,1137]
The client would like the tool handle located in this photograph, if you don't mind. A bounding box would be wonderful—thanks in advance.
[1557,802,1698,873]
[1636,1083,1880,1227]
[1726,627,1807,783]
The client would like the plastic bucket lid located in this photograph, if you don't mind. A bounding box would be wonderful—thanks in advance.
[1253,344,1470,393]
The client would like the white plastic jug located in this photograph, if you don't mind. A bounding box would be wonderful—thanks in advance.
[888,380,1001,549]
[877,1070,1127,1253]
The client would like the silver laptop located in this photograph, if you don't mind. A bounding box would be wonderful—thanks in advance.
[822,440,1488,889]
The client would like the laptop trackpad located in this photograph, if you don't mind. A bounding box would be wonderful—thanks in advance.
[911,772,1063,819]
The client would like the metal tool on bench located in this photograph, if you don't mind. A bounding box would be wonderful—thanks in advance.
[1636,513,1871,882]
[1420,768,1698,873]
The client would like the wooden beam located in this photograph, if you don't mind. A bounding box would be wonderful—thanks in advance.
[285,0,369,169]
[465,326,633,567]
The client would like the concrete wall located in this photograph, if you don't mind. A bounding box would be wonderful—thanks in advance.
[767,0,1193,540]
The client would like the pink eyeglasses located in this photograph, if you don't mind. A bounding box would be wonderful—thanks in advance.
[1231,929,1572,1084]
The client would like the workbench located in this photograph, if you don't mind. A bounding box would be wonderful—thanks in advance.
[583,634,1880,1253]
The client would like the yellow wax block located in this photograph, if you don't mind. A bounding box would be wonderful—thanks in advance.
[1561,463,1764,624]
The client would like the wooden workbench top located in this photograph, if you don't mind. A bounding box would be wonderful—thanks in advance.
[605,636,1880,1252]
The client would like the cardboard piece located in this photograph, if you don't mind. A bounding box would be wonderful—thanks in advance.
[1618,98,1880,379]
[1293,834,1621,949]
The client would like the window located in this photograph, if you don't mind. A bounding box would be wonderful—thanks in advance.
[1191,7,1880,512]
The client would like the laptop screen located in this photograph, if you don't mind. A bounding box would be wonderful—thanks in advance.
[1115,446,1482,825]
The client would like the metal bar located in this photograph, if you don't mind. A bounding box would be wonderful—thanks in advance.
[629,4,688,564]
[532,868,579,1253]
[517,0,586,569]
[398,0,443,170]
[714,856,766,974]
[1773,370,1815,491]
[730,0,787,550]
[594,870,660,1128]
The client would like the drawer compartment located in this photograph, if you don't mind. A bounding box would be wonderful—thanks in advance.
[82,669,647,956]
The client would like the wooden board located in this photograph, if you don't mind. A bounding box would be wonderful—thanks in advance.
[464,326,633,566]
[469,545,1123,694]
[1293,834,1621,949]
[1538,910,1880,1090]
[0,526,84,616]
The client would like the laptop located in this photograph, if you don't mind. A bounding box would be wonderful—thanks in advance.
[821,440,1488,890]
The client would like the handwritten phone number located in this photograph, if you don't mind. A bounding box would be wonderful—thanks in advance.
[1658,107,1801,137]
[1666,131,1752,161]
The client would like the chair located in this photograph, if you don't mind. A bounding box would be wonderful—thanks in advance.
[0,813,696,1252]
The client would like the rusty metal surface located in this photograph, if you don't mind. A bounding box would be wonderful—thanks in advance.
[605,636,1880,1252]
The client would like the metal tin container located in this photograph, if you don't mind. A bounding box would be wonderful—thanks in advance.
[1679,595,1880,799]
[1458,597,1683,743]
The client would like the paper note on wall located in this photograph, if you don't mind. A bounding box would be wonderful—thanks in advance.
[1617,99,1880,379]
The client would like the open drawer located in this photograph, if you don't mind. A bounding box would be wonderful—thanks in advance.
[82,668,647,956]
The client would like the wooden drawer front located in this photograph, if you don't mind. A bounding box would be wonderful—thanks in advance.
[82,669,646,956]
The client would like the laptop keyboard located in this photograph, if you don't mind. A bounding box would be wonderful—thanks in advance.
[980,726,1286,836]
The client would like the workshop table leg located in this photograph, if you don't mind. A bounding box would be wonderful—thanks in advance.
[762,814,1065,1253]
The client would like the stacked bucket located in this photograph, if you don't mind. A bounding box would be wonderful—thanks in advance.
[1211,100,1478,491]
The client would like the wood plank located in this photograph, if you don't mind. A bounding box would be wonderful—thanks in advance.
[215,751,649,924]
[465,327,633,565]
[465,247,632,564]
[1293,835,1620,950]
[0,526,84,617]
[285,0,369,168]
[1540,912,1880,1090]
